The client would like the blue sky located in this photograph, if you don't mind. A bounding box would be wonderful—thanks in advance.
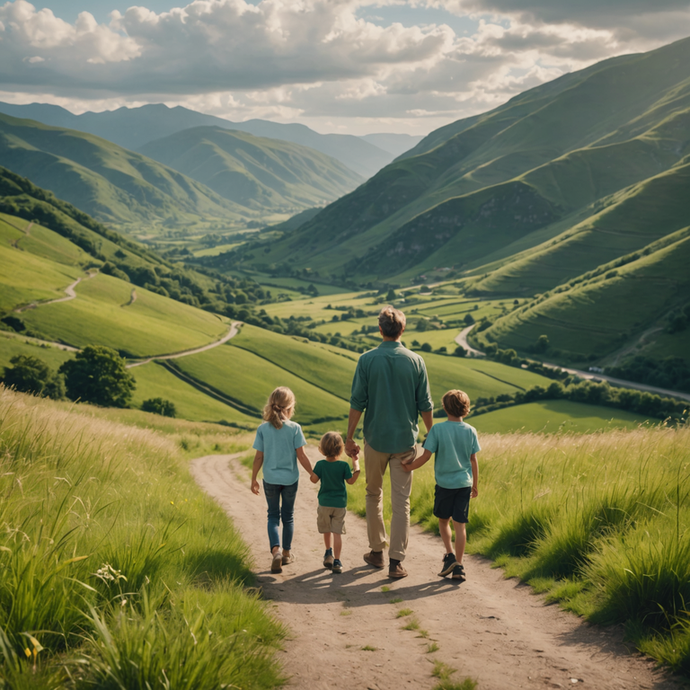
[1,0,688,135]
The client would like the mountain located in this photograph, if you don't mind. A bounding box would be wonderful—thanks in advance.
[0,103,408,178]
[138,127,362,210]
[0,113,246,225]
[243,36,690,287]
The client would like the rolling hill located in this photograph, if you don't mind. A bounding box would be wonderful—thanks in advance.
[138,127,362,210]
[0,102,421,179]
[239,35,690,290]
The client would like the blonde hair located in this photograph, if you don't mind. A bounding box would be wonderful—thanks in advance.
[319,431,344,458]
[378,306,406,338]
[262,387,296,429]
[442,389,471,418]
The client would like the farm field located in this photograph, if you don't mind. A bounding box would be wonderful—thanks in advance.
[20,272,229,357]
[470,399,652,433]
[0,332,74,370]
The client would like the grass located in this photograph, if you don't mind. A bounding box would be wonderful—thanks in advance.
[0,387,285,688]
[471,400,653,434]
[351,425,690,674]
[361,645,377,651]
[426,642,440,653]
[396,608,414,618]
[389,597,403,604]
[0,332,74,371]
[402,617,420,631]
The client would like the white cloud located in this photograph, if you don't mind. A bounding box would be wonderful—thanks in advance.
[0,0,688,135]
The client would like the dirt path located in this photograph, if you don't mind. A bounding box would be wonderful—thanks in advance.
[14,270,96,313]
[455,324,486,358]
[191,450,682,690]
[126,321,241,369]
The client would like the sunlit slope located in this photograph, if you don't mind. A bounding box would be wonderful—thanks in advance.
[139,127,362,210]
[483,228,690,361]
[19,273,227,357]
[0,113,245,224]
[243,36,690,284]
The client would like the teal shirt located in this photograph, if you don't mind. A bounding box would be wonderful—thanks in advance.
[252,420,307,485]
[350,341,433,454]
[313,459,353,508]
[423,420,481,489]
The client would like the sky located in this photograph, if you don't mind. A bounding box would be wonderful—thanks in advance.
[1,0,689,136]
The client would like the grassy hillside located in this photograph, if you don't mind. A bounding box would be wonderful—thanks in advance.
[139,127,362,211]
[227,36,690,293]
[0,386,285,689]
[0,113,248,224]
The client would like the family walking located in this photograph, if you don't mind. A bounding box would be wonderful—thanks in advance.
[250,306,480,581]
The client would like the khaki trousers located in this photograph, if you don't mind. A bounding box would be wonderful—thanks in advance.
[364,441,416,562]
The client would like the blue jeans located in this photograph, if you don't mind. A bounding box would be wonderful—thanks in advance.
[263,480,298,551]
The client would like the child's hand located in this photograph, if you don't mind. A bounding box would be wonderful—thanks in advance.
[251,479,261,495]
[471,486,478,498]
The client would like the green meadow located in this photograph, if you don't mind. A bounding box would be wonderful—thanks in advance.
[346,425,690,674]
[0,387,284,689]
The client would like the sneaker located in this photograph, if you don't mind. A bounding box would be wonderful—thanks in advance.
[452,564,466,582]
[332,558,343,574]
[388,559,408,579]
[363,550,385,569]
[271,552,283,574]
[282,552,295,566]
[438,552,458,577]
[323,548,334,569]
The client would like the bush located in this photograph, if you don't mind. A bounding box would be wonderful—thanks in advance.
[1,355,64,399]
[59,346,135,407]
[454,345,467,357]
[141,398,177,417]
[421,343,432,353]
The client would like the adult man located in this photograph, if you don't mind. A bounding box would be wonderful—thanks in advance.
[345,305,433,578]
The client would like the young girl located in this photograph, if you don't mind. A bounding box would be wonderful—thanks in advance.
[251,387,314,573]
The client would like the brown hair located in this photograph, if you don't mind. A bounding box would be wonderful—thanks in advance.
[378,306,406,338]
[319,431,344,458]
[442,389,471,418]
[262,387,296,429]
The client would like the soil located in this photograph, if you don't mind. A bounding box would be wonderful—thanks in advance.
[191,449,685,690]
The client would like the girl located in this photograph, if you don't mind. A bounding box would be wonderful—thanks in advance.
[251,387,314,573]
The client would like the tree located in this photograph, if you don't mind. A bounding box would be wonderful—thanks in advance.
[59,345,135,407]
[463,313,475,326]
[454,345,467,357]
[3,355,56,397]
[421,343,432,352]
[534,335,550,353]
[142,398,177,417]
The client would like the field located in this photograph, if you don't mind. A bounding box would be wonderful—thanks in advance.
[0,332,74,370]
[20,273,229,357]
[470,399,651,433]
[0,387,285,689]
[346,425,690,674]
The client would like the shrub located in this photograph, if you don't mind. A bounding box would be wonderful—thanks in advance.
[1,355,64,399]
[141,398,177,417]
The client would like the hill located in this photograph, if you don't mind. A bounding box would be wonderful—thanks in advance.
[239,36,690,288]
[138,127,362,210]
[0,113,245,225]
[0,102,413,179]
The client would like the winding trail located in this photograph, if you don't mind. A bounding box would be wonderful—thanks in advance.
[125,321,241,369]
[454,323,486,358]
[191,450,683,690]
[14,270,96,313]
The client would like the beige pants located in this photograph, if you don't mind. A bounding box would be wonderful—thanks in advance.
[364,441,416,562]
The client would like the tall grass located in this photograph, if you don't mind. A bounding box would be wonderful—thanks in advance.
[348,425,690,674]
[0,387,285,688]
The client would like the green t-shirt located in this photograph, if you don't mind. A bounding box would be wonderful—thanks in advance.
[350,341,433,454]
[313,459,353,508]
[423,420,481,489]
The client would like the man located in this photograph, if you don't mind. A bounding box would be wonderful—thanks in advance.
[345,305,433,578]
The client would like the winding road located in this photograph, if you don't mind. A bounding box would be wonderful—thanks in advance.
[14,271,96,313]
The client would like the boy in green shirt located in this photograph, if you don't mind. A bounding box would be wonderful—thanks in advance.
[311,432,361,573]
[403,389,480,582]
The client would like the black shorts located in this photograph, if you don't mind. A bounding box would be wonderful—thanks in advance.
[433,485,471,523]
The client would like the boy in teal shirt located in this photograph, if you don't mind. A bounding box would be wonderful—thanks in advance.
[403,389,479,582]
[311,432,361,573]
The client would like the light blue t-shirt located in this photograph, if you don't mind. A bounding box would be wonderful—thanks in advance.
[253,420,307,486]
[423,420,481,489]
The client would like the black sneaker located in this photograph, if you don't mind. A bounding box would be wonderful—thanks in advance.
[452,564,466,582]
[332,558,343,574]
[438,552,457,577]
[323,548,334,569]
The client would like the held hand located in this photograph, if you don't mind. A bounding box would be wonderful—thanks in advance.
[471,486,478,498]
[345,438,360,458]
[251,479,261,495]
